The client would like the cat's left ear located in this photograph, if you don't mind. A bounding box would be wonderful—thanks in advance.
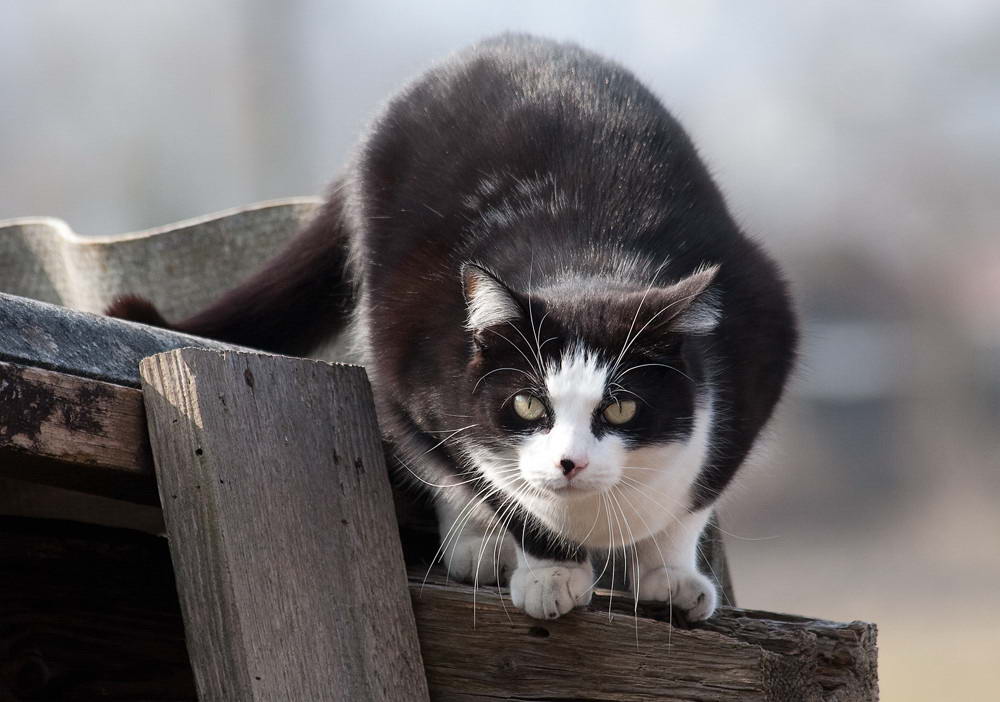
[647,264,722,335]
[461,263,524,333]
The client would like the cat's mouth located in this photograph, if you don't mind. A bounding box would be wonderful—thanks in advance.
[537,479,609,498]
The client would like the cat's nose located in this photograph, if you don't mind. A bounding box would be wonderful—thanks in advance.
[559,458,588,479]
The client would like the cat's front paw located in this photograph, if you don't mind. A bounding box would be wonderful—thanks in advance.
[635,566,718,621]
[509,561,593,620]
[444,533,517,585]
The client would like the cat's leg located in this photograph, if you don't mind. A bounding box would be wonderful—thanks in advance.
[509,540,593,620]
[631,507,718,621]
[435,498,517,585]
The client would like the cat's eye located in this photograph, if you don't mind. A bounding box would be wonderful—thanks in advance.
[512,393,546,421]
[603,399,638,425]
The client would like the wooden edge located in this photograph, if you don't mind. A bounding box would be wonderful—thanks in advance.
[0,291,247,388]
[411,568,878,701]
[0,359,158,504]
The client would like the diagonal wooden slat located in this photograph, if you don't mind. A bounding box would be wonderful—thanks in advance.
[140,348,430,701]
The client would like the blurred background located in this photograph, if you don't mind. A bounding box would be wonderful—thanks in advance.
[2,1,998,698]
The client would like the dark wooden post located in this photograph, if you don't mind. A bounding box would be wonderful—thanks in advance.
[140,348,429,701]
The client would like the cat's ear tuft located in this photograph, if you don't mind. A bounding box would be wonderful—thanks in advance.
[461,263,523,333]
[659,264,722,335]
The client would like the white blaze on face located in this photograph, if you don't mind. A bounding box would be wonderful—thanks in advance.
[495,345,717,550]
[518,348,625,494]
[545,349,605,466]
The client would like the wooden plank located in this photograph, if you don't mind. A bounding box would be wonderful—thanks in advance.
[0,359,158,504]
[411,571,878,702]
[0,292,242,388]
[140,348,430,702]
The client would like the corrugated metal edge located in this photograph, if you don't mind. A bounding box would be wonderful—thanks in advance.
[0,196,323,243]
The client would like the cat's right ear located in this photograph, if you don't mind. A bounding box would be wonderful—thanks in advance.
[461,263,524,343]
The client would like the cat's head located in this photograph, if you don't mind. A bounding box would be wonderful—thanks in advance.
[457,262,720,531]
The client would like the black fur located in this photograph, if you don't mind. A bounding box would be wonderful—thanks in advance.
[108,35,797,562]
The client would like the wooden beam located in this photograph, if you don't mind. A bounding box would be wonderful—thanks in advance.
[0,292,241,388]
[140,348,430,702]
[0,360,158,504]
[411,571,878,702]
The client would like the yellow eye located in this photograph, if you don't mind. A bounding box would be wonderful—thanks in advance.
[513,393,546,421]
[603,399,637,425]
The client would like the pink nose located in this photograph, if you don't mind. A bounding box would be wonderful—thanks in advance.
[559,458,588,480]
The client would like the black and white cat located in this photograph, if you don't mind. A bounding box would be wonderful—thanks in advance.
[110,35,797,621]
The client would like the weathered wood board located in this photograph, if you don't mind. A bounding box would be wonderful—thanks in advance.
[412,570,877,702]
[0,290,249,519]
[0,291,242,388]
[140,348,430,702]
[0,360,157,503]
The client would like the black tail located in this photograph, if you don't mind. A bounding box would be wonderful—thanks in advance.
[106,184,355,357]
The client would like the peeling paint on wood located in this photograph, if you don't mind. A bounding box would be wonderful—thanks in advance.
[0,360,157,503]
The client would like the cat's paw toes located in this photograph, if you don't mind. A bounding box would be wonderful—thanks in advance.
[509,562,593,620]
[443,534,516,585]
[635,567,718,621]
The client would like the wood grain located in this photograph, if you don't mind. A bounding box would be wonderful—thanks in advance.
[411,570,878,702]
[0,359,158,503]
[140,348,430,702]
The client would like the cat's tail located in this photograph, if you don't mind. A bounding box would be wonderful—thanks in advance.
[105,184,355,357]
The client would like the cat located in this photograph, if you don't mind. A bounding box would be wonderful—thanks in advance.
[108,34,797,621]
